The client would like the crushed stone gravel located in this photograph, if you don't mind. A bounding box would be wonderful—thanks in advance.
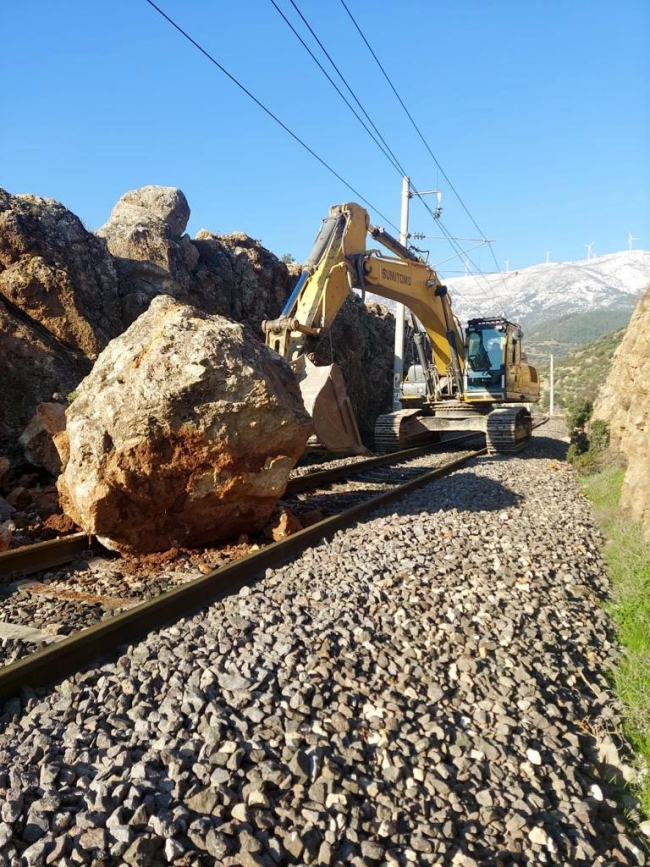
[0,423,646,866]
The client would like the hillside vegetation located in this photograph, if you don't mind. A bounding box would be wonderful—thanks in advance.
[538,327,626,411]
[525,309,632,363]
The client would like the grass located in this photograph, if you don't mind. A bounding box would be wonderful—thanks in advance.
[581,464,650,817]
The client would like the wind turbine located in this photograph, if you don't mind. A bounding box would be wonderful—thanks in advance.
[504,259,510,273]
[584,242,594,260]
[628,231,639,251]
[464,259,470,276]
[546,251,551,263]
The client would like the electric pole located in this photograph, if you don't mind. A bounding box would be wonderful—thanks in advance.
[549,353,555,416]
[393,176,410,410]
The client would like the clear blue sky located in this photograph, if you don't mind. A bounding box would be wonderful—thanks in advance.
[1,0,649,274]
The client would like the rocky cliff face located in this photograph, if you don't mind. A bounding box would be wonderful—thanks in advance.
[593,287,650,538]
[0,185,395,465]
[0,190,123,457]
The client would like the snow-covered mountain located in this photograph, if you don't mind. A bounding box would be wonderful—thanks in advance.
[443,249,650,329]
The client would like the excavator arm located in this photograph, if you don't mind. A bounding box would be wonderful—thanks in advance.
[263,202,465,378]
[262,202,466,452]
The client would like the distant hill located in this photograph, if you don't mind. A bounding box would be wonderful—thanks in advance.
[537,328,626,411]
[445,250,650,332]
[523,309,633,365]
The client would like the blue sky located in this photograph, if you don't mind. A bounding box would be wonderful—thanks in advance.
[1,0,649,275]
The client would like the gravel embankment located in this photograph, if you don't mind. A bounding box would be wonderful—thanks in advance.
[0,424,646,866]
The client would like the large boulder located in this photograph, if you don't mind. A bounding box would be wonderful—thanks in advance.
[96,185,200,325]
[58,296,312,554]
[593,287,650,538]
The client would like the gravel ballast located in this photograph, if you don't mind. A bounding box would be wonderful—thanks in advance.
[0,425,646,866]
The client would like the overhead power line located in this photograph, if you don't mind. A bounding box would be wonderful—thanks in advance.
[339,0,511,297]
[269,0,404,177]
[143,0,400,232]
[283,0,411,182]
[274,0,488,310]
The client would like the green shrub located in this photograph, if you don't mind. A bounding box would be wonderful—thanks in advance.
[565,399,610,473]
[589,418,610,453]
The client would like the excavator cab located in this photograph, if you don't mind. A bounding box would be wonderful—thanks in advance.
[464,320,508,400]
[463,318,540,404]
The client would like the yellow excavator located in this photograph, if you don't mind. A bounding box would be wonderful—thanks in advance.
[262,202,540,455]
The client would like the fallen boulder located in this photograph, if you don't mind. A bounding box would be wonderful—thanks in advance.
[18,402,67,475]
[58,296,312,554]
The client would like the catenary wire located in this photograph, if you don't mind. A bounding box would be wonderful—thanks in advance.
[143,0,400,232]
[339,0,512,300]
[269,0,404,177]
[276,0,487,311]
[411,188,503,315]
[285,0,412,183]
[145,0,493,316]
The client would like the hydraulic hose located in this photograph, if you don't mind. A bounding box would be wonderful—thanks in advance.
[281,211,344,317]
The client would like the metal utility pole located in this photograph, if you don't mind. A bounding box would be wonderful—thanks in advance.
[549,353,555,416]
[393,176,410,410]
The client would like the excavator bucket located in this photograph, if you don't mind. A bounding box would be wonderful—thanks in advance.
[293,356,367,454]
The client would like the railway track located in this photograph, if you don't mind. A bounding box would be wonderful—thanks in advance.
[0,422,546,701]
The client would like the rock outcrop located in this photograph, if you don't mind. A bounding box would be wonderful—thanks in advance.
[593,287,650,538]
[191,231,296,333]
[58,296,312,554]
[314,297,395,436]
[0,296,91,460]
[1,184,396,465]
[0,189,121,458]
[0,189,123,356]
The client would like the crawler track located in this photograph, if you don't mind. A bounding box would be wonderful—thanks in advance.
[0,422,546,700]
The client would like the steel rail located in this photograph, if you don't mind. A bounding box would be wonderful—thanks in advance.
[0,435,479,582]
[0,423,547,582]
[0,447,486,701]
[0,533,98,580]
[285,432,482,495]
